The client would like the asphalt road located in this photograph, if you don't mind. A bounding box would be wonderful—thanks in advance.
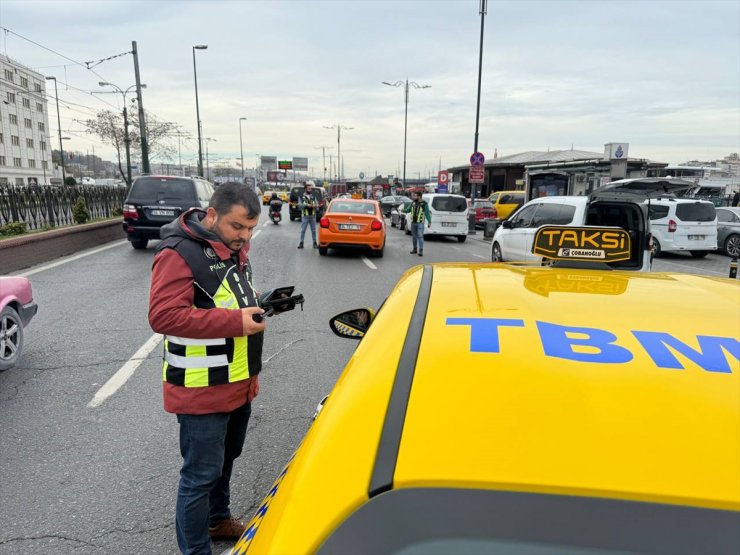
[0,207,495,555]
[2,208,735,554]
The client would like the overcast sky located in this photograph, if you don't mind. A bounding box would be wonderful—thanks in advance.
[2,0,738,179]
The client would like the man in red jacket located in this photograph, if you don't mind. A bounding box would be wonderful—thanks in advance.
[149,182,265,554]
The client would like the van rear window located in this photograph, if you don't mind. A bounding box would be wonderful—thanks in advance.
[129,178,194,201]
[676,202,715,222]
[432,196,467,212]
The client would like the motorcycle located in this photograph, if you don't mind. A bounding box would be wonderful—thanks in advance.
[269,201,283,224]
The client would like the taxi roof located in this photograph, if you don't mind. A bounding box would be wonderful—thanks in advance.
[387,264,739,511]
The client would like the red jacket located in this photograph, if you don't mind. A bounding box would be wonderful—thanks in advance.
[149,209,258,415]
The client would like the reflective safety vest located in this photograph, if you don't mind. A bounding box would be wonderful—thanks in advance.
[158,236,263,388]
[411,201,428,223]
[301,193,317,217]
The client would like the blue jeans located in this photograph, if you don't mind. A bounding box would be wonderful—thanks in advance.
[300,215,317,244]
[175,402,251,555]
[411,222,425,252]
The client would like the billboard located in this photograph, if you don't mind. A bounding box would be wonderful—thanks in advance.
[293,157,308,171]
[278,160,293,170]
[260,156,277,171]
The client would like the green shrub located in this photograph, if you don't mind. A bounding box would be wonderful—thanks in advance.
[72,196,90,224]
[0,221,28,236]
[111,206,123,217]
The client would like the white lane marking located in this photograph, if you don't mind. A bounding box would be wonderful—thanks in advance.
[17,240,128,277]
[361,256,377,270]
[262,221,270,228]
[264,338,303,365]
[451,246,461,251]
[252,230,262,240]
[88,333,163,408]
[472,254,486,259]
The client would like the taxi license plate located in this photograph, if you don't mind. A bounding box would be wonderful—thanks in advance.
[442,222,456,228]
[688,235,705,240]
[151,209,175,217]
[339,224,361,231]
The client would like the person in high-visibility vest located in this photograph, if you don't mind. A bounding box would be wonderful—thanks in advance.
[149,182,267,551]
[297,181,319,249]
[404,191,432,256]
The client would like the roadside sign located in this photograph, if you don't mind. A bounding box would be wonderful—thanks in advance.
[293,157,308,171]
[469,165,485,184]
[470,152,485,166]
[437,170,449,185]
[359,171,365,179]
[278,160,292,170]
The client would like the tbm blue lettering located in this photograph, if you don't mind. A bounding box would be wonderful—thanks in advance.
[632,331,739,374]
[446,318,524,353]
[536,321,633,363]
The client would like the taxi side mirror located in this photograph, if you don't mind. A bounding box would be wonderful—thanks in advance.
[330,308,376,339]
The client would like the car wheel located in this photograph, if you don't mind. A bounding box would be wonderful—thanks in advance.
[724,234,740,257]
[457,235,467,243]
[373,246,384,258]
[318,247,328,256]
[390,220,396,228]
[405,225,411,235]
[0,306,23,372]
[131,238,148,250]
[689,250,708,258]
[652,238,662,258]
[492,242,503,262]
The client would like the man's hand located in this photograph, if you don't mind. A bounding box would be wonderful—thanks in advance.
[242,306,266,335]
[247,375,260,402]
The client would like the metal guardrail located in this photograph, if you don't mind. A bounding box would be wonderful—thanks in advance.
[0,184,128,231]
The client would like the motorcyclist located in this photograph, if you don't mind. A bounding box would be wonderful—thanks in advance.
[269,193,283,214]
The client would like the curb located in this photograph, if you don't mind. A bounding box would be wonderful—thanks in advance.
[0,219,124,274]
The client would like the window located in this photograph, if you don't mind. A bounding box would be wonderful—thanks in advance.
[0,156,5,166]
[6,92,15,103]
[717,210,737,223]
[554,204,576,225]
[509,204,538,227]
[38,122,45,131]
[40,140,46,151]
[4,69,13,82]
[34,83,43,93]
[9,114,18,125]
[648,205,670,220]
[531,203,563,226]
[43,161,48,170]
[36,102,43,113]
[676,202,715,222]
[0,132,3,143]
[22,98,30,108]
[11,135,20,146]
[20,76,28,88]
[431,196,467,212]
[24,118,32,128]
[13,157,22,167]
[499,194,525,207]
[26,138,34,148]
[28,159,36,168]
[15,178,24,186]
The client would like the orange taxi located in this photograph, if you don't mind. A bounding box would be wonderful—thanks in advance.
[318,199,386,257]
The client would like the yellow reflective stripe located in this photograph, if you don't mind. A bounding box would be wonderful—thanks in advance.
[186,344,207,359]
[184,367,210,387]
[231,336,248,381]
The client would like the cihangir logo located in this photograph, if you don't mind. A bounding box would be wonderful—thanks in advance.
[204,247,217,259]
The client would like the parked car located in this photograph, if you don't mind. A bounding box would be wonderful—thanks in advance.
[716,207,740,257]
[488,190,525,220]
[0,276,38,371]
[226,256,740,555]
[491,178,694,269]
[648,198,718,258]
[379,195,412,217]
[404,193,469,242]
[468,198,496,228]
[318,199,386,257]
[390,200,412,230]
[122,175,214,250]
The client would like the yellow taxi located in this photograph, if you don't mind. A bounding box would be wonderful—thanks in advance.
[488,189,525,220]
[228,229,739,555]
[262,191,276,205]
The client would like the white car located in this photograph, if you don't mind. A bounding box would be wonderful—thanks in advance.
[491,177,695,271]
[648,198,717,258]
[405,193,469,242]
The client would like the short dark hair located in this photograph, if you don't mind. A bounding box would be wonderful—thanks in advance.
[209,182,261,218]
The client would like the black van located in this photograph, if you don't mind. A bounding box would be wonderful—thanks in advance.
[289,186,327,221]
[122,176,214,249]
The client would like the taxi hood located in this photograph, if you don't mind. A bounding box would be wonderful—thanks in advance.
[589,178,695,203]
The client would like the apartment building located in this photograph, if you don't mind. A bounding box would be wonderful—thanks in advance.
[0,53,53,186]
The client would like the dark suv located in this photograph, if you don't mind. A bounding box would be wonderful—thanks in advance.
[288,186,327,221]
[122,175,214,249]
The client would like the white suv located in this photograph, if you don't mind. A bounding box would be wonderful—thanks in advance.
[647,198,717,258]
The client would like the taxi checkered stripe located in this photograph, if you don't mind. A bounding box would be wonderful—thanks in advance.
[334,321,363,337]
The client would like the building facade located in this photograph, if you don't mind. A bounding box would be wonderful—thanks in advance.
[0,54,52,186]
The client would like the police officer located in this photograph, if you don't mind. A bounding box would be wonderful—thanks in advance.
[149,182,266,554]
[405,191,431,256]
[298,181,318,249]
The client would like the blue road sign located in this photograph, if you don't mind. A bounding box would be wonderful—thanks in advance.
[470,152,485,166]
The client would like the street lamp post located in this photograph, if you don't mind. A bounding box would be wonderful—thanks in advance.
[323,124,353,181]
[45,76,66,183]
[239,117,247,181]
[469,0,487,234]
[99,82,146,187]
[192,45,208,177]
[382,78,431,192]
[205,138,216,181]
[314,145,333,183]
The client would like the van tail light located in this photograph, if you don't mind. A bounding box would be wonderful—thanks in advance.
[123,204,138,219]
[319,217,330,228]
[370,219,383,231]
[668,219,677,232]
